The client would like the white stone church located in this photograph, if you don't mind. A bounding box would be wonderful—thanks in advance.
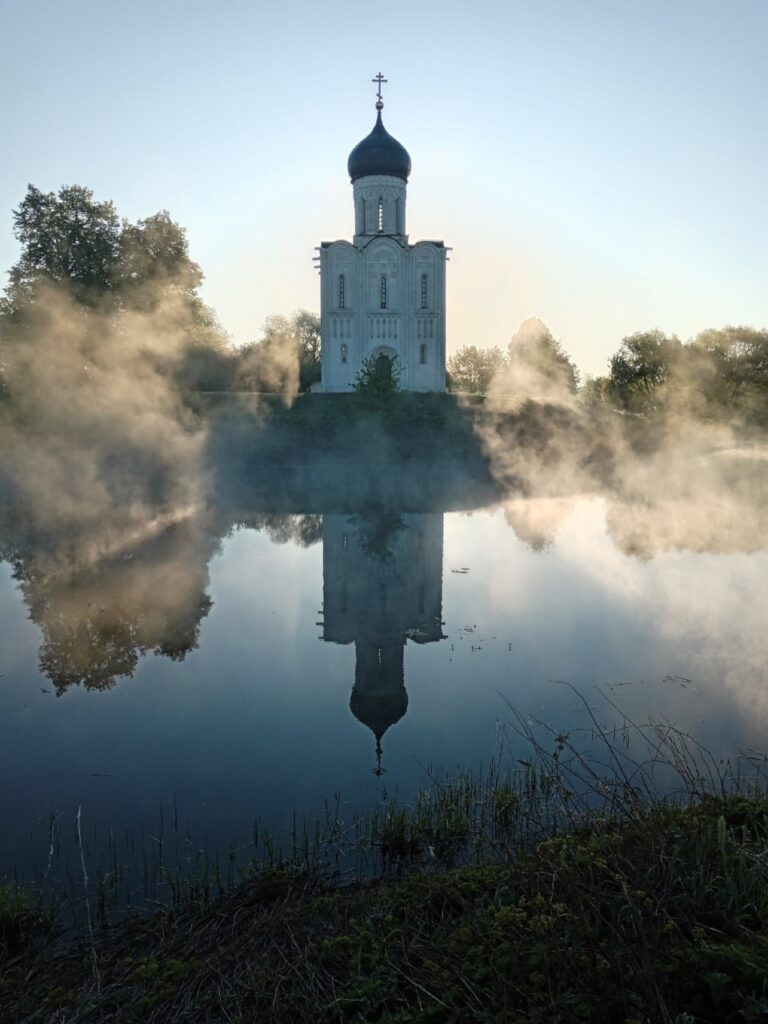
[317,78,448,392]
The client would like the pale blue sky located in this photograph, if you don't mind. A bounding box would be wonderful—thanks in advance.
[1,0,765,374]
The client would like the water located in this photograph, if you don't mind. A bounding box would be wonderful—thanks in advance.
[1,470,767,894]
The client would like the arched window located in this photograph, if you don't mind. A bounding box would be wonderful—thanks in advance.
[380,274,387,309]
[421,273,428,309]
[377,196,384,232]
[340,343,347,363]
[420,343,427,364]
[338,274,345,309]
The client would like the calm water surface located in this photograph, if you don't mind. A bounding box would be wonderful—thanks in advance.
[1,484,767,885]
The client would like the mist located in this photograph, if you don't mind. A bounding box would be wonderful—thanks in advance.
[464,318,768,559]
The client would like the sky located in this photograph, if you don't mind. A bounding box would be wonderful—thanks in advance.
[0,0,766,376]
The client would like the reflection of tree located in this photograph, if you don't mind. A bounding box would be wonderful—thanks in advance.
[349,510,407,562]
[500,452,768,560]
[231,513,322,548]
[604,452,768,559]
[503,497,575,553]
[2,510,219,694]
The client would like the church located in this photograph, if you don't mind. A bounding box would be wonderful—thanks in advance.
[317,76,448,392]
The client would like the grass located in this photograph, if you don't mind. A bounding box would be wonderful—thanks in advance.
[200,390,486,462]
[3,694,768,1022]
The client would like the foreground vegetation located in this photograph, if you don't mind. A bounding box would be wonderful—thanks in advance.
[2,794,768,1023]
[3,704,768,1024]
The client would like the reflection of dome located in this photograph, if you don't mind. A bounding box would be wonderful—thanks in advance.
[350,686,409,740]
[348,112,412,183]
[349,642,408,740]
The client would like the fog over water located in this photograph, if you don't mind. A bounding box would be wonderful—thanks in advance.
[1,442,767,890]
[1,280,767,896]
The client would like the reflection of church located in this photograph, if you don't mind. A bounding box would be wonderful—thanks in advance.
[322,512,445,771]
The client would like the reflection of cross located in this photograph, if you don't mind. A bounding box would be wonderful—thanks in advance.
[372,72,387,102]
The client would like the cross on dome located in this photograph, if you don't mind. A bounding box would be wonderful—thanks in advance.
[372,71,387,110]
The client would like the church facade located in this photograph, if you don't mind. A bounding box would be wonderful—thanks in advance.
[317,79,448,392]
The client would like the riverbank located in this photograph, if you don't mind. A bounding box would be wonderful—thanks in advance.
[3,792,767,1023]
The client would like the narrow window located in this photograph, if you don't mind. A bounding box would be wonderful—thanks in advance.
[420,343,427,364]
[377,196,384,232]
[340,343,347,363]
[339,273,345,309]
[421,273,428,309]
[380,274,387,309]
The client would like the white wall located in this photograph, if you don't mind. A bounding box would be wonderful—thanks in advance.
[319,186,447,393]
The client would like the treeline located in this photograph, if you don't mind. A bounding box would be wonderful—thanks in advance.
[0,184,225,392]
[450,319,768,429]
[0,184,320,399]
[447,318,579,399]
[586,327,768,427]
[2,184,766,428]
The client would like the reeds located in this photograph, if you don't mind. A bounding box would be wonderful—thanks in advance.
[12,687,768,937]
[3,689,768,1022]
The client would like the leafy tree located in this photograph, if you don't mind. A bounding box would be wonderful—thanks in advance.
[507,318,579,396]
[293,309,322,391]
[607,330,682,412]
[447,345,507,394]
[118,211,202,306]
[0,185,222,329]
[1,184,121,315]
[0,183,229,393]
[354,352,400,398]
[690,326,768,424]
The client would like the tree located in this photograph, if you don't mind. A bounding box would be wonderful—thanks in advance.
[354,352,400,398]
[0,185,221,329]
[0,183,229,393]
[235,311,321,394]
[607,330,682,412]
[118,211,203,307]
[691,326,768,424]
[1,184,121,315]
[447,345,507,393]
[507,318,580,396]
[293,309,322,391]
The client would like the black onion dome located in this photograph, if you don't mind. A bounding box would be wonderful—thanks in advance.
[348,111,411,182]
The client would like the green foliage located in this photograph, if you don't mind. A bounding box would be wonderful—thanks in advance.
[349,510,407,562]
[691,325,768,426]
[447,344,506,393]
[607,329,682,412]
[0,183,227,393]
[0,185,215,322]
[354,351,401,399]
[5,798,768,1022]
[601,325,768,429]
[1,184,121,314]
